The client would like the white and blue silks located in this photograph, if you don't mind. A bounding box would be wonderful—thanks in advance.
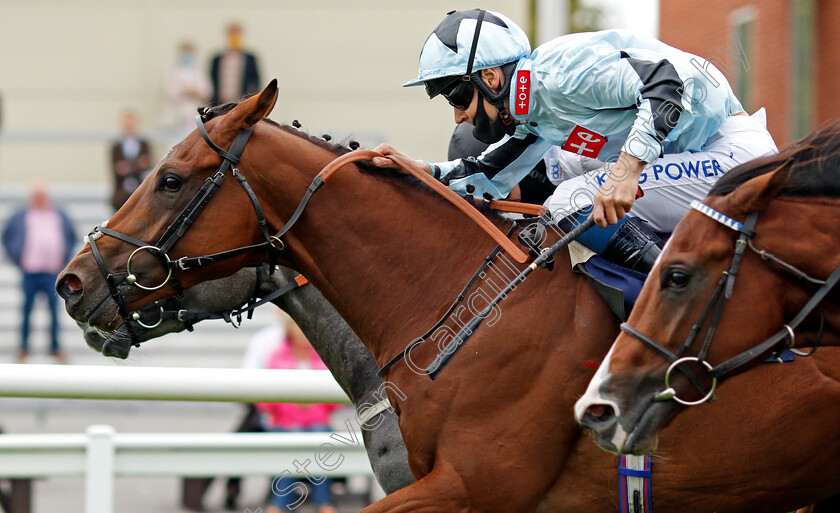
[428,29,772,233]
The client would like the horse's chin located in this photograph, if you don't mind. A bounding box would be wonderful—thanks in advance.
[81,322,132,359]
[101,332,132,359]
[80,322,106,352]
[619,400,677,455]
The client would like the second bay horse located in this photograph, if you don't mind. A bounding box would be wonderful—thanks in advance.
[575,123,840,456]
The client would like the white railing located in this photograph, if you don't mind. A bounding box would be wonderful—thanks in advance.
[0,364,351,403]
[0,365,373,513]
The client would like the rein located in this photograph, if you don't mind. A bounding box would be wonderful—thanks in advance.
[620,200,840,406]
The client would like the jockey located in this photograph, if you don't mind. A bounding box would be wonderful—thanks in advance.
[372,9,777,273]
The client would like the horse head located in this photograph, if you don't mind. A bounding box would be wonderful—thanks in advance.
[575,123,840,454]
[57,81,284,330]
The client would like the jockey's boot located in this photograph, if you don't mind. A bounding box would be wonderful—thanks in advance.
[602,216,662,275]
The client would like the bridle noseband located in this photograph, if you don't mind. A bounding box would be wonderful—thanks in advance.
[621,200,840,406]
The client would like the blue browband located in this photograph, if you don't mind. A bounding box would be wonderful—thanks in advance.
[689,200,744,232]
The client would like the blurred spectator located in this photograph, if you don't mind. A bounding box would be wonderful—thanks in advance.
[2,181,76,363]
[110,110,152,211]
[218,308,286,511]
[447,123,554,204]
[210,22,262,105]
[258,314,340,513]
[164,41,212,137]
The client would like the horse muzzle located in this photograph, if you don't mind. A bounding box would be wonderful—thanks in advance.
[57,257,122,330]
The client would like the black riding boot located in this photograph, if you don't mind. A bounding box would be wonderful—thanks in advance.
[602,217,662,274]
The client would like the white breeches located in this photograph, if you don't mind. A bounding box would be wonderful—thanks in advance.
[544,108,778,233]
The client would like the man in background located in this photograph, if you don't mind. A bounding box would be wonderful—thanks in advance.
[2,181,77,363]
[164,41,212,138]
[210,22,262,105]
[110,110,151,211]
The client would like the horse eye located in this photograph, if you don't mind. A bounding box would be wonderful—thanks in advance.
[162,176,181,192]
[664,269,691,289]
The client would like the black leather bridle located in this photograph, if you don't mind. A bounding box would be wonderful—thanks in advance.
[620,200,840,405]
[129,265,309,334]
[86,113,319,344]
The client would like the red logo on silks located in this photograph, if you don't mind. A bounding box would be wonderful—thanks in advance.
[562,125,608,158]
[514,70,531,115]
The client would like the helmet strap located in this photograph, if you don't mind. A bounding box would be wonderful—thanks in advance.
[463,9,486,76]
[470,61,518,126]
[472,90,517,144]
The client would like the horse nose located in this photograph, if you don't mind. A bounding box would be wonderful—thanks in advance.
[579,403,617,434]
[56,273,84,301]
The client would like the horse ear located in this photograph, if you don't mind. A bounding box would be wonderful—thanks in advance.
[229,79,279,130]
[726,160,792,214]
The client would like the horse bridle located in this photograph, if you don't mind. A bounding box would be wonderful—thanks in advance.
[86,114,297,344]
[130,264,309,333]
[620,200,840,406]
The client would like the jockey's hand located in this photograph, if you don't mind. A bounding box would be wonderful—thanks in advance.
[592,152,645,228]
[371,144,433,175]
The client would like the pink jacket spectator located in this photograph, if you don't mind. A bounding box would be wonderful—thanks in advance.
[256,337,342,430]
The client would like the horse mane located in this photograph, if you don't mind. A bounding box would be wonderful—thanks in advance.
[709,120,840,198]
[198,101,511,222]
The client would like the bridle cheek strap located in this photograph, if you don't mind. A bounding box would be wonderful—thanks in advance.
[709,261,840,377]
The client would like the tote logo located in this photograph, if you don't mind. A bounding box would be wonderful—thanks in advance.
[562,125,607,157]
[514,70,531,115]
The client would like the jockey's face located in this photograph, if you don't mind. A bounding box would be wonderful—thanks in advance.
[453,89,487,125]
[453,67,506,126]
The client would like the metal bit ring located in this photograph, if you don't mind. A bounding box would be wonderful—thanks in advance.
[125,245,172,291]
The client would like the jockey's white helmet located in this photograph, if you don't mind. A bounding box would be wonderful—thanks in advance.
[402,9,531,95]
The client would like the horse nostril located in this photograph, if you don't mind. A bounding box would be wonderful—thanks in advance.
[581,403,616,430]
[57,274,84,300]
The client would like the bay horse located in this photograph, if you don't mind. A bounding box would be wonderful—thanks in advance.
[575,122,840,455]
[58,81,840,512]
[77,264,415,494]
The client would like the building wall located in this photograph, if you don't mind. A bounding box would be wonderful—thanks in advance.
[660,0,789,146]
[816,0,840,130]
[0,0,528,185]
[660,0,840,147]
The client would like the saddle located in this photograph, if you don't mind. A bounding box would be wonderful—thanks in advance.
[517,218,656,321]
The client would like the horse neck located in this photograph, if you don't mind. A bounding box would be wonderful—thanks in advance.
[257,134,524,363]
[760,198,840,342]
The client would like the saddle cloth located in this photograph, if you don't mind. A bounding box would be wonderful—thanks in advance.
[568,241,646,321]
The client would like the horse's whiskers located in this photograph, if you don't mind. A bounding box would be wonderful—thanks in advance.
[103,326,132,346]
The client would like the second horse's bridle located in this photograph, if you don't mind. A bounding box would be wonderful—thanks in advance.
[620,200,840,406]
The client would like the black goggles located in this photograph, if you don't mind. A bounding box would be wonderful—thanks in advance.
[425,77,475,111]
